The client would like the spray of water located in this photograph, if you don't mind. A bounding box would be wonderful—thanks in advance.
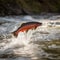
[0,25,60,59]
[0,16,60,59]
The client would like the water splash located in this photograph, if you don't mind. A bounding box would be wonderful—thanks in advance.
[0,16,60,60]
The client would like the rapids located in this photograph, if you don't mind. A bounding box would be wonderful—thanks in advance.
[0,15,60,60]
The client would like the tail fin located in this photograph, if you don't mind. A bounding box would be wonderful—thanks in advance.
[12,32,17,37]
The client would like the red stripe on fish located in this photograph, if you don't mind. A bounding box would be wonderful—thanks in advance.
[12,22,42,37]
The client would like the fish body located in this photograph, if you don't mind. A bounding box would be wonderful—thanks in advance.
[12,22,42,37]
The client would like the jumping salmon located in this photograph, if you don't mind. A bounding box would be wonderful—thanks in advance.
[12,22,42,37]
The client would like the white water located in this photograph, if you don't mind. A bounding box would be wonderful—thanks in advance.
[0,15,60,60]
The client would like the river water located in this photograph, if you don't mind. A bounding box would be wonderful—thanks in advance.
[0,15,60,60]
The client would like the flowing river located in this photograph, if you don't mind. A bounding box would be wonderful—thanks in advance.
[0,15,60,60]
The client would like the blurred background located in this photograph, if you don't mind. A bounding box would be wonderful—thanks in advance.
[0,0,60,16]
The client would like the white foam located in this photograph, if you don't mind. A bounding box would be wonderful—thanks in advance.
[0,16,60,59]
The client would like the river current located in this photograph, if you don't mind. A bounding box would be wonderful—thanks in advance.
[0,15,60,60]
